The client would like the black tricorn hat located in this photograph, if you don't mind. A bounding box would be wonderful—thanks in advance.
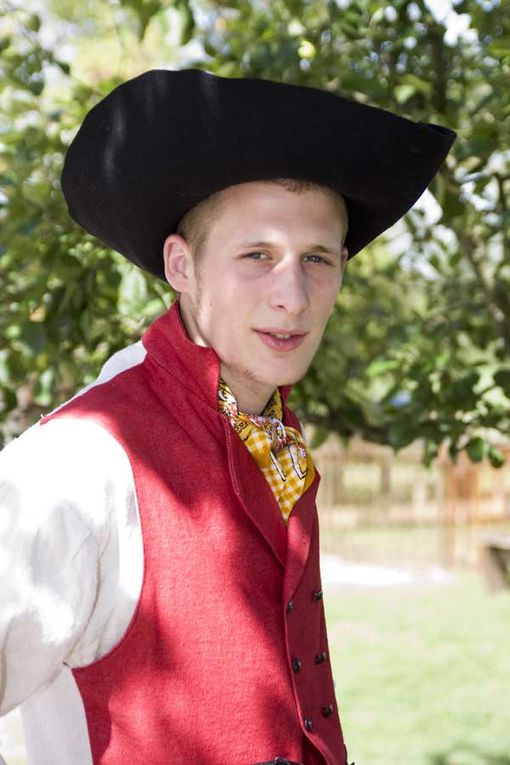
[61,68,456,280]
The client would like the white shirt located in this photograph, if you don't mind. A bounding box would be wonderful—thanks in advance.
[0,342,147,765]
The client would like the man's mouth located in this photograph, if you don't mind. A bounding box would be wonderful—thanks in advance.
[254,329,308,351]
[256,328,308,338]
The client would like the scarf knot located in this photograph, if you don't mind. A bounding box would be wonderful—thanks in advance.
[218,378,315,524]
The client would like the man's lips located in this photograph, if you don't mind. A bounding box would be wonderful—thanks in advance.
[254,329,308,351]
[255,328,308,337]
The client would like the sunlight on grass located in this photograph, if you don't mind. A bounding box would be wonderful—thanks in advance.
[325,571,510,765]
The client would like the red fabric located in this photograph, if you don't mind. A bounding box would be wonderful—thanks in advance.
[42,302,348,765]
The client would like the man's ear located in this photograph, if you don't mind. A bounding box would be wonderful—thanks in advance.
[341,245,349,268]
[163,234,194,292]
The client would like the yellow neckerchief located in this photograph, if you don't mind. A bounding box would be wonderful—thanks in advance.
[218,377,315,524]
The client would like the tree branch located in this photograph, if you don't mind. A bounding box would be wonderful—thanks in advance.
[459,229,510,354]
[495,172,510,262]
[429,21,448,114]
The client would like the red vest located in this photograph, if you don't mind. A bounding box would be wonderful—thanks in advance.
[43,302,349,765]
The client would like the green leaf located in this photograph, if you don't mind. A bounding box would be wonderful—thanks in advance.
[177,0,195,46]
[400,73,432,98]
[0,385,17,416]
[56,60,71,76]
[388,418,416,451]
[494,369,510,397]
[423,439,439,467]
[440,188,465,221]
[466,437,486,463]
[0,36,12,54]
[488,39,510,58]
[395,84,415,104]
[444,371,480,410]
[488,445,505,469]
[119,0,163,40]
[27,15,42,33]
[448,441,460,464]
[28,78,45,96]
[34,367,55,406]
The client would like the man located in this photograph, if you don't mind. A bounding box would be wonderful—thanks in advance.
[0,68,456,765]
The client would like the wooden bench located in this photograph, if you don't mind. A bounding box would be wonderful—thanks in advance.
[479,534,510,591]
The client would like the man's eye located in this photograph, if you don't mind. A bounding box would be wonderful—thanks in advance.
[305,254,329,264]
[244,251,266,260]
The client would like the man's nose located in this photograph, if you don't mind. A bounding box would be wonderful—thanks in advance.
[268,260,310,315]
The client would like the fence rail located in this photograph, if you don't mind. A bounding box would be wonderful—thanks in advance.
[311,434,510,567]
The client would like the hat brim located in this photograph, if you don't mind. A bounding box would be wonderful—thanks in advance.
[62,68,456,280]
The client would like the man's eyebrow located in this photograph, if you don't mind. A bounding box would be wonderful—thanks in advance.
[235,240,342,256]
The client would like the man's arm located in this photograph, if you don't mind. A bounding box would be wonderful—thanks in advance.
[0,415,143,723]
[0,415,144,763]
[0,420,104,716]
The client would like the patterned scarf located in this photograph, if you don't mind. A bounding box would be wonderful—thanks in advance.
[218,378,315,524]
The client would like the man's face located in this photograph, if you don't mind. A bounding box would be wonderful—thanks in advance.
[164,181,348,412]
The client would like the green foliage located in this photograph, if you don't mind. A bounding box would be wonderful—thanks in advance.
[0,8,173,443]
[1,0,510,466]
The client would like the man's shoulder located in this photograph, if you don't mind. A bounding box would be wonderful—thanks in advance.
[1,340,148,467]
[43,339,148,422]
[60,340,147,408]
[1,415,132,480]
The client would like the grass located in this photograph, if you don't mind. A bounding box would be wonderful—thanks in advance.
[324,569,510,765]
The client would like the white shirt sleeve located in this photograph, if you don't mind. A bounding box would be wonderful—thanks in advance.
[0,417,143,718]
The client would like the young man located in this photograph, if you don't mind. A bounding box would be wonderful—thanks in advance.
[0,69,456,765]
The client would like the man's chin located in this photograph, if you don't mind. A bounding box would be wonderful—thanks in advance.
[222,357,310,392]
[269,367,309,389]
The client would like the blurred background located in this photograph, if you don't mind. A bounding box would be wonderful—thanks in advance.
[1,0,509,763]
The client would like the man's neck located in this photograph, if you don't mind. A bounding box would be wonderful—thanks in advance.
[176,300,277,415]
[220,367,275,415]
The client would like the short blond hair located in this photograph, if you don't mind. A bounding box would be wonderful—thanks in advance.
[175,178,348,262]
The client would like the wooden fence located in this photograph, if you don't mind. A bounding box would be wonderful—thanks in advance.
[311,434,510,566]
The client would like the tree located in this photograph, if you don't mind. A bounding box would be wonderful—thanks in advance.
[1,0,509,467]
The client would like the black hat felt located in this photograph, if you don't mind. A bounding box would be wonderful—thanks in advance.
[61,68,456,280]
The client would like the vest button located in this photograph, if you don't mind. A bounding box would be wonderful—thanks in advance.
[304,717,313,732]
[286,599,294,613]
[291,658,302,673]
[313,589,323,601]
[314,652,327,664]
[321,703,334,718]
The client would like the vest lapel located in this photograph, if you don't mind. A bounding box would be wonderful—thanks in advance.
[223,419,288,567]
[283,468,320,602]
